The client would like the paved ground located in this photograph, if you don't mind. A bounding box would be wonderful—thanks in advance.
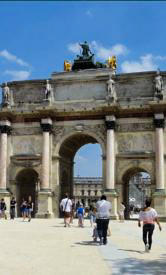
[0,218,165,275]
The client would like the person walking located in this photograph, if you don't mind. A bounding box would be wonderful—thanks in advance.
[89,206,97,227]
[138,198,162,253]
[0,198,7,219]
[20,198,27,221]
[70,199,75,224]
[77,203,85,227]
[118,202,125,222]
[60,194,72,227]
[10,197,17,219]
[96,195,112,245]
[27,196,34,222]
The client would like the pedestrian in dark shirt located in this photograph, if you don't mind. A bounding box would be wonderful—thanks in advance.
[0,198,7,219]
[10,197,17,219]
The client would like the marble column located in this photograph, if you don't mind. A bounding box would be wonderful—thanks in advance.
[105,116,118,219]
[0,121,11,191]
[37,118,53,218]
[105,115,116,191]
[40,118,52,191]
[154,114,165,190]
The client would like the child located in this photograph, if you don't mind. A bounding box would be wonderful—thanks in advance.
[77,203,84,227]
[92,223,99,242]
[89,207,97,227]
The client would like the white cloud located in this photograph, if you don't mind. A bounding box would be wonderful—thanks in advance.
[155,55,166,61]
[91,41,128,60]
[0,49,29,67]
[68,41,128,60]
[4,70,31,80]
[74,155,87,163]
[86,10,93,17]
[121,54,157,73]
[68,43,80,55]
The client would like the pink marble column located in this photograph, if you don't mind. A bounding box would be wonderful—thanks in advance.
[105,116,116,191]
[0,121,11,190]
[41,118,52,191]
[154,114,165,190]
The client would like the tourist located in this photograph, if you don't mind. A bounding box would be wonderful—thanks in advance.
[96,195,112,245]
[10,196,17,219]
[20,198,27,221]
[89,206,97,227]
[138,198,162,253]
[118,202,125,222]
[70,198,75,224]
[92,223,99,242]
[27,196,34,222]
[77,203,85,227]
[60,194,72,227]
[0,198,7,219]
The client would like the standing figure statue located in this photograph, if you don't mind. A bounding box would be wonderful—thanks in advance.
[44,79,52,100]
[64,60,72,72]
[106,75,117,103]
[2,82,10,104]
[107,56,117,70]
[79,41,92,59]
[154,69,163,100]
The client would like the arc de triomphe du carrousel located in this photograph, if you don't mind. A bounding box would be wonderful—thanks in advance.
[0,42,166,219]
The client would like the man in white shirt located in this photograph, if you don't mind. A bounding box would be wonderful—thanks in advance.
[96,195,112,245]
[60,194,72,227]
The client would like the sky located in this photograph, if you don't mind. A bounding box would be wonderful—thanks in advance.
[0,1,165,177]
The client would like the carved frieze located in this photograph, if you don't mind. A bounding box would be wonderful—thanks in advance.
[11,155,41,167]
[117,133,154,153]
[117,122,154,132]
[12,127,42,136]
[53,123,106,145]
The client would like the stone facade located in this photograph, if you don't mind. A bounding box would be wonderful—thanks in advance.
[73,177,103,206]
[1,68,166,219]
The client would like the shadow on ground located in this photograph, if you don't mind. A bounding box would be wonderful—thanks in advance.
[118,249,144,254]
[75,240,99,246]
[106,253,166,275]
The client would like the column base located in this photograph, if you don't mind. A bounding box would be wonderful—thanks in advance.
[36,190,54,219]
[104,189,118,220]
[152,189,166,220]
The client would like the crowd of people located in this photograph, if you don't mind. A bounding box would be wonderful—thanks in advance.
[0,196,34,222]
[60,194,162,251]
[0,193,162,252]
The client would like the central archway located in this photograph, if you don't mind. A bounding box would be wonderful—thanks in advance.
[16,168,38,217]
[58,132,104,201]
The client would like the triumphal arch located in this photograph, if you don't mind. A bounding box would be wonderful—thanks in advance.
[1,44,166,219]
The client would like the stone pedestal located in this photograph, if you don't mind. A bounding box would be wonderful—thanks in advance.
[36,190,54,218]
[105,190,118,220]
[153,190,166,221]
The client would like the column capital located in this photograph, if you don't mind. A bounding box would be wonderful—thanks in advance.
[105,115,116,130]
[0,120,12,134]
[41,118,52,132]
[154,113,165,128]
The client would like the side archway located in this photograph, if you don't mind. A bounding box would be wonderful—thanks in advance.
[16,168,39,217]
[122,167,152,219]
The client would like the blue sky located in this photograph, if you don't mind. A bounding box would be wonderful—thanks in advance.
[0,1,166,176]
